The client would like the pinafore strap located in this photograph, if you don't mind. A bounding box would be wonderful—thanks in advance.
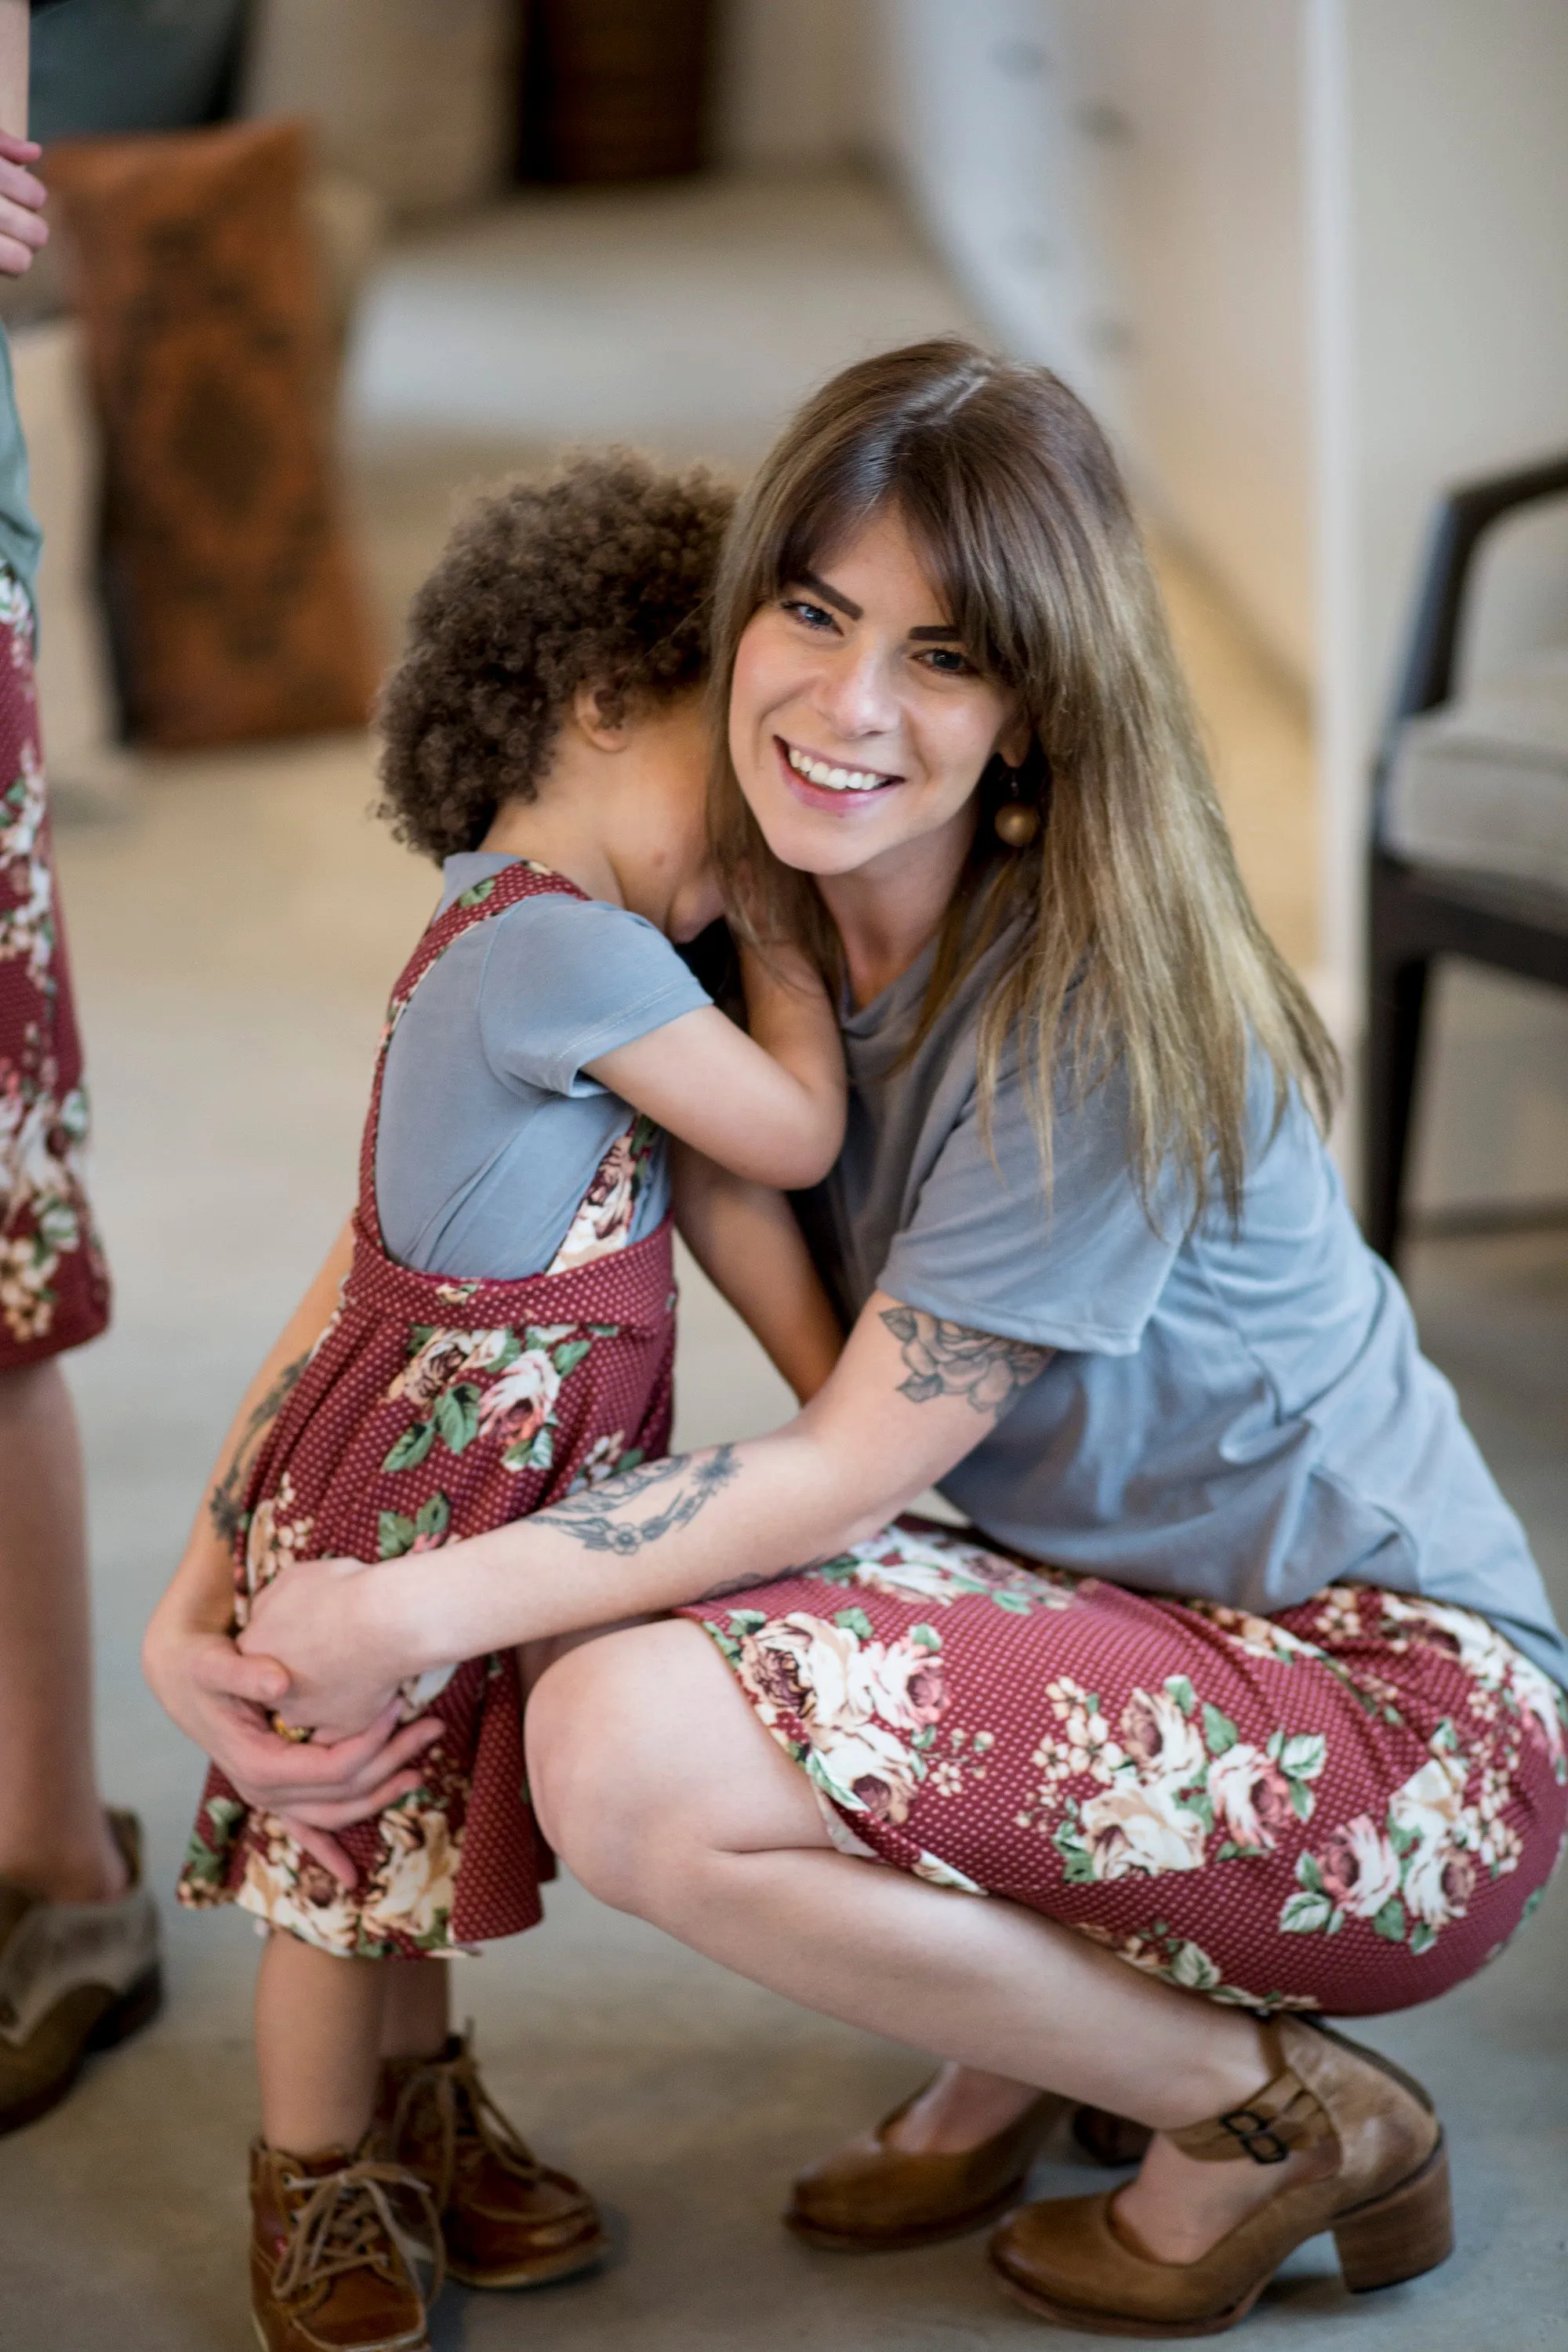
[354,861,587,1256]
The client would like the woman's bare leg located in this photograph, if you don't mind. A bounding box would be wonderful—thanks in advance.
[0,1362,124,1902]
[527,1621,1327,2263]
[880,2062,1044,2153]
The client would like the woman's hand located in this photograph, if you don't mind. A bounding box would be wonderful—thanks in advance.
[0,132,47,278]
[238,1552,433,1739]
[143,1606,441,1886]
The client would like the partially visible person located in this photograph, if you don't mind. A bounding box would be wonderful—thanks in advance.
[0,0,161,2143]
[146,455,848,2352]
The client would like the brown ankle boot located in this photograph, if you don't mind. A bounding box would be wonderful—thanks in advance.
[988,2017,1452,2336]
[249,2140,442,2352]
[376,2032,606,2290]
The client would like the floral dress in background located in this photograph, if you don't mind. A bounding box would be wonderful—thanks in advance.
[180,862,675,1958]
[0,568,110,1364]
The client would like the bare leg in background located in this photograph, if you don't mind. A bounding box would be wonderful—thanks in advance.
[0,1362,125,1904]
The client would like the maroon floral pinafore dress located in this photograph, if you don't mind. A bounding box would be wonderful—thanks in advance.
[180,861,677,1958]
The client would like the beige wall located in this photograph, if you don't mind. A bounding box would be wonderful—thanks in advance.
[869,0,1314,686]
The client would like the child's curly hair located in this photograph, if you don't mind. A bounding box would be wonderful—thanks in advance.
[378,450,735,862]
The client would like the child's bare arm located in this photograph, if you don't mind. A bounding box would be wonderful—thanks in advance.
[152,1215,357,1641]
[672,1142,844,1404]
[586,938,846,1189]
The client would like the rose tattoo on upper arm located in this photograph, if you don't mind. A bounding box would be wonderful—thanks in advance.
[880,1305,1051,1415]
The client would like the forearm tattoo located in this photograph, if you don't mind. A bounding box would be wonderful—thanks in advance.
[207,1352,309,1541]
[880,1305,1051,1415]
[539,1445,741,1556]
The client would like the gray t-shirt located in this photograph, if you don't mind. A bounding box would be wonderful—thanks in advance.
[376,853,710,1278]
[795,922,1568,1690]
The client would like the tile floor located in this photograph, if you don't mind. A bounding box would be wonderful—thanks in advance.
[1,172,1561,2350]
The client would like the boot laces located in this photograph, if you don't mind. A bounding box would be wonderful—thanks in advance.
[274,2158,445,2307]
[390,2033,542,2211]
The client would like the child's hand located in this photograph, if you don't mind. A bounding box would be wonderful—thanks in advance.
[0,133,48,278]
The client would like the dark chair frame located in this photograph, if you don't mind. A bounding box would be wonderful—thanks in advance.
[1364,452,1568,1267]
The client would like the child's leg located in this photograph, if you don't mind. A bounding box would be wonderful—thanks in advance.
[255,1929,388,2152]
[380,1957,451,2061]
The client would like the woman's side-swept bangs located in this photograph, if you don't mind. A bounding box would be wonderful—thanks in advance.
[710,338,1338,1229]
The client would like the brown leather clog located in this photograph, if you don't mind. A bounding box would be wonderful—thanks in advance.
[786,2084,1150,2252]
[988,2016,1451,2336]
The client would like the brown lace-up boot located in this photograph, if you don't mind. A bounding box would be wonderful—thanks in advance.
[249,2140,442,2352]
[988,2016,1451,2336]
[376,2031,607,2290]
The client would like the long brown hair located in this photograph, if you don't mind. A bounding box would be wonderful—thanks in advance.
[710,338,1337,1227]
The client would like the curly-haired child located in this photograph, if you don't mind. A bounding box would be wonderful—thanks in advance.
[146,453,846,2352]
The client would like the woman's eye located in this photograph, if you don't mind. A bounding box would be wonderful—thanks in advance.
[781,597,837,632]
[918,645,975,677]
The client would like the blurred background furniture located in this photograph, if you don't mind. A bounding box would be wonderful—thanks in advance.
[1366,456,1568,1266]
[239,0,518,223]
[8,318,131,811]
[12,0,736,771]
[519,0,713,183]
[45,120,377,750]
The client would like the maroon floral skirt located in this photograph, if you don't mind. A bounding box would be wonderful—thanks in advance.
[0,570,110,1365]
[683,1522,1568,2016]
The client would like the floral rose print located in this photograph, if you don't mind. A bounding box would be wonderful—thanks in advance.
[358,1800,460,1951]
[567,1431,644,1493]
[549,1113,658,1272]
[238,1472,315,1617]
[0,736,56,996]
[1207,1741,1298,1855]
[1284,1721,1494,1954]
[688,1523,1567,2016]
[1038,1672,1325,1882]
[381,1319,597,1479]
[0,1073,91,1343]
[709,1602,952,1834]
[808,1529,1077,1615]
[180,857,683,1961]
[1075,1918,1322,2012]
[1277,1598,1567,1960]
[0,579,109,1359]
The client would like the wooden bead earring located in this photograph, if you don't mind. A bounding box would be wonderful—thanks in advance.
[994,760,1041,848]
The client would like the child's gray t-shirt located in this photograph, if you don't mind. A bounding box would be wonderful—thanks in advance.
[376,853,710,1278]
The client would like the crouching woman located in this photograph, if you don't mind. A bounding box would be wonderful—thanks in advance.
[204,341,1567,2337]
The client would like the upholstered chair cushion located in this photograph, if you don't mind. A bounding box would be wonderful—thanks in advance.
[42,119,377,751]
[1385,645,1568,899]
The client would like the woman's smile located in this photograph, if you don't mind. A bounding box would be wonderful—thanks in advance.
[775,733,906,814]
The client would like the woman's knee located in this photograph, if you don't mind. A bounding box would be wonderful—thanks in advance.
[526,1623,703,1915]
